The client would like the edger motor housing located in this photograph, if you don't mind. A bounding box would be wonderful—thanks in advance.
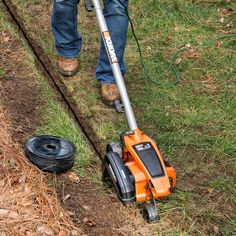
[104,129,176,222]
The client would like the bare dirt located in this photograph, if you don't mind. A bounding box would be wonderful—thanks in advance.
[56,176,157,236]
[0,27,45,146]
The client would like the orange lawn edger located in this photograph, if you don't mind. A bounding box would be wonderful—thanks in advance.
[88,0,177,223]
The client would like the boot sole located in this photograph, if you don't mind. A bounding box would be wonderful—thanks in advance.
[58,67,79,77]
[101,97,121,107]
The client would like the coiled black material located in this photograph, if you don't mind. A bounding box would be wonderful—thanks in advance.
[25,135,76,173]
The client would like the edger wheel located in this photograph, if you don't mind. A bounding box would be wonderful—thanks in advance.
[143,204,159,223]
[106,142,122,157]
[25,135,76,173]
[104,151,135,204]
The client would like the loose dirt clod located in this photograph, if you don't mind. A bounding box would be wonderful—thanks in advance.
[83,216,96,227]
[68,172,81,183]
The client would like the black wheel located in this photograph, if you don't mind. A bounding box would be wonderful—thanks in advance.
[103,151,135,204]
[106,142,122,157]
[142,204,159,223]
[25,135,76,173]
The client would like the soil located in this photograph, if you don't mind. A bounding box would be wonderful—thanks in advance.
[0,27,45,146]
[56,177,156,236]
[0,5,156,235]
[2,1,236,235]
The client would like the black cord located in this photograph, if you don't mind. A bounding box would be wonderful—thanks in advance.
[112,0,236,86]
[112,0,164,85]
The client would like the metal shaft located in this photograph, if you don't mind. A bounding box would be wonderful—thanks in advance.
[92,0,138,131]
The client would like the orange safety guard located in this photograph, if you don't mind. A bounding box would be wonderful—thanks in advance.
[123,129,176,202]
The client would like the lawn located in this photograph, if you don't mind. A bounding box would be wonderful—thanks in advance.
[2,0,236,235]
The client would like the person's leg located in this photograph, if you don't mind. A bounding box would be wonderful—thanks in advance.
[96,0,129,84]
[51,0,82,75]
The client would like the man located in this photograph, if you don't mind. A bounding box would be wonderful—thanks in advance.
[51,0,129,105]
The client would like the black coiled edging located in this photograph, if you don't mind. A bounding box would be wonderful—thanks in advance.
[25,135,76,173]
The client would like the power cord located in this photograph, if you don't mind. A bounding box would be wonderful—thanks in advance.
[114,0,163,85]
[114,0,236,86]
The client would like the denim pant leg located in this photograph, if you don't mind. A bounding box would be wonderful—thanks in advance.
[51,0,82,58]
[96,0,129,84]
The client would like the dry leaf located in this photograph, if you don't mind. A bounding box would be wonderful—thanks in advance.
[3,36,10,43]
[0,209,9,218]
[36,197,41,204]
[219,17,224,23]
[218,29,229,34]
[83,205,91,211]
[215,41,223,48]
[66,210,75,216]
[70,230,79,236]
[37,225,54,235]
[68,172,80,183]
[204,84,218,92]
[63,194,71,202]
[175,58,182,64]
[218,8,233,16]
[166,35,174,41]
[186,49,201,59]
[203,83,219,95]
[0,209,19,219]
[25,231,38,236]
[208,188,214,194]
[20,200,34,207]
[9,159,17,168]
[202,73,213,83]
[185,43,191,48]
[174,26,180,32]
[0,166,7,176]
[214,225,220,234]
[18,175,26,184]
[8,211,19,218]
[205,18,212,24]
[83,216,96,227]
[0,180,5,187]
[58,230,68,236]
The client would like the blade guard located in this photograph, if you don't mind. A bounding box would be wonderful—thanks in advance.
[122,129,176,202]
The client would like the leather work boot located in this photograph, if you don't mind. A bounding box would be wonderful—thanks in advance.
[101,83,120,106]
[57,56,79,76]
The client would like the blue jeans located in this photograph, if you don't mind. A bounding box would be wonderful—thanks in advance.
[51,0,129,84]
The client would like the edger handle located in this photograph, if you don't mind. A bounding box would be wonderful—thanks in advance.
[92,0,138,131]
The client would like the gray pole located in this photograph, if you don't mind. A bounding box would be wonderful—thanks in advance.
[92,0,138,131]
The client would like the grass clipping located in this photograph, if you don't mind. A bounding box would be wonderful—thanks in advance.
[0,105,80,235]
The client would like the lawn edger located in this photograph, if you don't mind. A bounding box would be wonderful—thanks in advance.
[86,0,177,223]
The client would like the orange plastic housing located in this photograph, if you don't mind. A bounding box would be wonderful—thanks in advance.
[123,129,176,202]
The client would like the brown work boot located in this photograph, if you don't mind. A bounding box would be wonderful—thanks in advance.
[101,83,120,106]
[57,56,79,76]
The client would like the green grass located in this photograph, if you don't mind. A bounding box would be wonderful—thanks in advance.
[3,0,236,234]
[0,68,5,78]
[30,67,97,177]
